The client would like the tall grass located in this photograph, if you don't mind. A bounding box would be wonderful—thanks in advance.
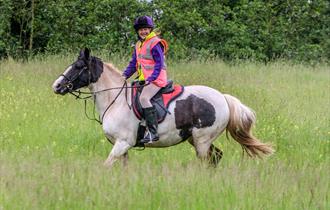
[0,55,329,209]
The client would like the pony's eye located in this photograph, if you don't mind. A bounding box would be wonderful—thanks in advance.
[75,60,86,69]
[75,64,83,69]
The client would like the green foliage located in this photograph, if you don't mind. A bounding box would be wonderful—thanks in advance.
[41,0,152,54]
[0,0,329,62]
[0,0,13,58]
[0,57,329,209]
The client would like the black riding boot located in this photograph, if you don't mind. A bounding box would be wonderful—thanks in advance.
[140,107,159,143]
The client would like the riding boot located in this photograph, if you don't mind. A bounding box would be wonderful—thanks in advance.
[140,107,159,143]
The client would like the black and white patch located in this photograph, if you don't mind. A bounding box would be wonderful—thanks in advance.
[174,94,216,140]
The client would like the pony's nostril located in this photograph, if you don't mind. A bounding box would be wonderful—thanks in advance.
[53,83,61,93]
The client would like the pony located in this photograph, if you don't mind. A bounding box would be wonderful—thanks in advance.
[52,48,274,168]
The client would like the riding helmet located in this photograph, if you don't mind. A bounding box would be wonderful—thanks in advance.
[134,16,154,31]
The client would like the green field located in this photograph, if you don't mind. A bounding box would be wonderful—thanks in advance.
[0,55,329,210]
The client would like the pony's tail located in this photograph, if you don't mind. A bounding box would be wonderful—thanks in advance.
[223,94,274,158]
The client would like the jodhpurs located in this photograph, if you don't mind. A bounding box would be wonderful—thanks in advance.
[139,83,161,108]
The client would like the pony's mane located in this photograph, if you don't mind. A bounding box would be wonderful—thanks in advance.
[89,55,123,79]
[103,62,122,76]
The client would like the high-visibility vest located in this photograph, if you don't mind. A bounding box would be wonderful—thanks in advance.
[136,33,168,87]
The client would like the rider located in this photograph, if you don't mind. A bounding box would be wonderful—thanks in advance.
[122,15,168,144]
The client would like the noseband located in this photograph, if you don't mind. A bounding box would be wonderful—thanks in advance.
[60,65,90,92]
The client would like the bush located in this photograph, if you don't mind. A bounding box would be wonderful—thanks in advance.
[1,0,329,63]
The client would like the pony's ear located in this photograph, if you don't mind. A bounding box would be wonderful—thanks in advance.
[84,47,90,59]
[79,48,90,60]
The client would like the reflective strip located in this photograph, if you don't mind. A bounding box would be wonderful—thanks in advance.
[138,58,167,70]
[142,63,167,71]
[144,39,157,60]
[138,54,153,60]
[136,37,168,73]
[136,37,160,60]
[142,64,154,70]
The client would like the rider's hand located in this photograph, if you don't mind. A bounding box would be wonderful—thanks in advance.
[122,74,128,80]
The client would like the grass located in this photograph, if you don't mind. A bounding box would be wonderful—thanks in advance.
[0,55,329,210]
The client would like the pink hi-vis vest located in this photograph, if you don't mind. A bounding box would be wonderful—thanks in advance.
[136,35,168,87]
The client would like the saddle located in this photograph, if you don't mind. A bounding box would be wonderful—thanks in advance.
[131,80,184,123]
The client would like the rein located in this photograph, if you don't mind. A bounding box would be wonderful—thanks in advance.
[59,57,146,125]
[68,81,146,125]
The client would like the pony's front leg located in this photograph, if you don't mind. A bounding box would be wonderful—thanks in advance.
[104,140,132,168]
[120,152,129,167]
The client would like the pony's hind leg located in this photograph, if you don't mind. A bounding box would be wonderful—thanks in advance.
[190,135,212,163]
[190,131,223,167]
[208,144,223,167]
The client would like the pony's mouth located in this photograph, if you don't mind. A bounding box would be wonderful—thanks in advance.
[53,83,69,95]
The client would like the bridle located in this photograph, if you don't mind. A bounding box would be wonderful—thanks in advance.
[59,58,145,125]
[60,65,89,92]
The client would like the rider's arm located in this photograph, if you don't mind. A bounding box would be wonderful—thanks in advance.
[123,50,137,79]
[146,43,164,82]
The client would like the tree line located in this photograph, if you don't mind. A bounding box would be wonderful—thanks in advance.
[0,0,329,62]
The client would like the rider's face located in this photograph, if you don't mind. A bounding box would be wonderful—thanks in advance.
[138,28,152,40]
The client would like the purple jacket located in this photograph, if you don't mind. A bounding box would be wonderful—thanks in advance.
[123,43,164,82]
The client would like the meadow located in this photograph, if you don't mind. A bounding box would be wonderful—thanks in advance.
[0,54,329,210]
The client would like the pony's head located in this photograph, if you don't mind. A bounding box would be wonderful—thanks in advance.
[52,48,103,95]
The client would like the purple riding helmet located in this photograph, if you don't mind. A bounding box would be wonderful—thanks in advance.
[134,16,154,31]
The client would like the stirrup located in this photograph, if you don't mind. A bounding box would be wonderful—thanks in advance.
[140,131,159,144]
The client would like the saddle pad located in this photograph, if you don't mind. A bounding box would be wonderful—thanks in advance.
[132,84,184,123]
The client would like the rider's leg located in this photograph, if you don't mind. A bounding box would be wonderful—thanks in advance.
[139,83,161,108]
[139,83,161,143]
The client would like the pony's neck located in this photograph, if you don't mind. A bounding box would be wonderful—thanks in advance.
[90,62,128,116]
[91,62,124,91]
